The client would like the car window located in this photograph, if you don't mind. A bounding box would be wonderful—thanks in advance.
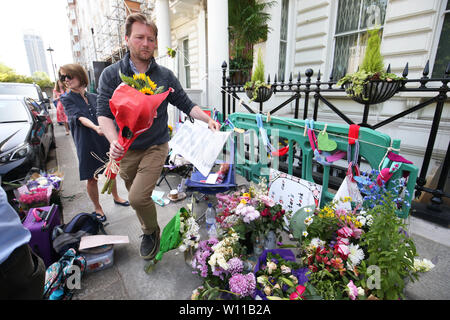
[0,100,29,122]
[0,85,40,100]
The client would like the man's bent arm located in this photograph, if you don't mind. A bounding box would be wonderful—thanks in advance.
[189,105,220,131]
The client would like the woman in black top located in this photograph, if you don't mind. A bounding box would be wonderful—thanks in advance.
[60,64,128,221]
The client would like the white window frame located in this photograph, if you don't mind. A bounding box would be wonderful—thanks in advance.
[179,37,191,89]
[278,0,289,82]
[430,0,450,77]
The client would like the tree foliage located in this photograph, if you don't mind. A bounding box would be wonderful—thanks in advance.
[0,62,53,89]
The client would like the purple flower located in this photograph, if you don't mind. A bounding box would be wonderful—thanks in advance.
[227,257,244,275]
[228,273,256,297]
[292,268,309,286]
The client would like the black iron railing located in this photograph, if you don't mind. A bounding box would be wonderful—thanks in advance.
[221,61,450,227]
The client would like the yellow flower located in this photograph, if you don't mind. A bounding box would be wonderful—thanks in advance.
[240,199,247,205]
[343,196,352,202]
[243,193,250,198]
[140,87,154,95]
[147,77,157,90]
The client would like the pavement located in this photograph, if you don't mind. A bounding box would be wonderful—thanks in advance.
[48,110,450,300]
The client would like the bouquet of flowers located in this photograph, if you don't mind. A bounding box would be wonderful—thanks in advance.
[26,171,63,192]
[101,72,173,194]
[178,208,201,253]
[144,207,199,273]
[254,249,320,300]
[300,193,433,300]
[18,187,50,211]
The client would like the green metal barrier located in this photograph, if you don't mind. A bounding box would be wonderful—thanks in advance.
[225,113,418,218]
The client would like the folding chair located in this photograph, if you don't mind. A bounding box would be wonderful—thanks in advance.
[157,151,193,190]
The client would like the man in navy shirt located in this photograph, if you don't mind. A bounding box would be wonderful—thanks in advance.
[97,13,220,260]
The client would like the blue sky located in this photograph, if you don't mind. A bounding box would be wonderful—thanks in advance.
[0,0,73,81]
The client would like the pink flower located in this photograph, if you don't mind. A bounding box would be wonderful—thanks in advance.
[336,237,349,246]
[289,285,306,300]
[337,226,353,238]
[352,228,363,239]
[259,195,275,207]
[335,243,350,257]
[346,280,358,300]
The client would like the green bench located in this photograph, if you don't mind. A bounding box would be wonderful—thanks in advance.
[224,113,418,218]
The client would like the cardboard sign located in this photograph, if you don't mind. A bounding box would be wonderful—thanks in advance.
[79,235,129,250]
[268,168,322,226]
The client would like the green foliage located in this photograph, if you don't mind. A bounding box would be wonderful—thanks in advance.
[0,62,54,89]
[228,0,276,80]
[251,48,265,83]
[243,48,271,101]
[360,200,418,300]
[360,28,384,74]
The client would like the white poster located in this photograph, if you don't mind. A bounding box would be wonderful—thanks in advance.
[169,120,231,177]
[268,168,322,226]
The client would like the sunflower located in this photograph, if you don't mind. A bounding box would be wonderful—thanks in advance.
[139,87,154,95]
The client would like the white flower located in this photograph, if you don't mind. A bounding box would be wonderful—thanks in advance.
[348,243,364,266]
[304,215,314,226]
[356,215,366,226]
[365,214,373,226]
[413,258,435,272]
[357,287,365,297]
[302,231,308,237]
[267,261,277,274]
[310,237,325,249]
[257,276,268,284]
[280,265,291,274]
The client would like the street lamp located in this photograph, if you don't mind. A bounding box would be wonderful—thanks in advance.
[46,46,57,81]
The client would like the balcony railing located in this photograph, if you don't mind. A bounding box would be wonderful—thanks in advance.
[220,61,450,227]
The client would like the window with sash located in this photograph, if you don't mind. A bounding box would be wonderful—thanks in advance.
[332,0,388,81]
[432,2,450,77]
[278,0,289,81]
[179,38,191,88]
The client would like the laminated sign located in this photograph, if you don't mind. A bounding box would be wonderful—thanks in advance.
[268,169,322,226]
[169,121,231,177]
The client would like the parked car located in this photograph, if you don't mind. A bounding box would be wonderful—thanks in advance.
[0,82,52,113]
[0,95,55,189]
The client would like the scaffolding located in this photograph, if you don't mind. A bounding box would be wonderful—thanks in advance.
[94,0,153,63]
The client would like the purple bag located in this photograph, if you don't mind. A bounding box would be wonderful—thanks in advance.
[23,204,61,268]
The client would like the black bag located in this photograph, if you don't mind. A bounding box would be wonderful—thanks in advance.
[52,213,107,256]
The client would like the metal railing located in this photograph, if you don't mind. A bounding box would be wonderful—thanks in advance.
[221,60,450,227]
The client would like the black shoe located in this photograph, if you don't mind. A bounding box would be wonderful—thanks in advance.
[140,230,160,260]
[114,200,130,207]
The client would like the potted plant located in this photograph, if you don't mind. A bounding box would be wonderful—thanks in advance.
[337,28,404,104]
[243,48,273,102]
[228,0,276,85]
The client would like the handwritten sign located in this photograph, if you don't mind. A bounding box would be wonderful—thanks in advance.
[268,168,322,227]
[169,121,231,177]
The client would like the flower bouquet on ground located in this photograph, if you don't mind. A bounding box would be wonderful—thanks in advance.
[144,207,200,273]
[300,193,434,300]
[254,249,321,300]
[190,229,254,299]
[17,187,50,212]
[101,72,173,194]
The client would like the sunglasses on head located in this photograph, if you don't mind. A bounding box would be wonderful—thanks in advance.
[60,74,73,81]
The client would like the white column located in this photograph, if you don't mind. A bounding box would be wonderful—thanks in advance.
[154,0,171,58]
[207,0,229,109]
